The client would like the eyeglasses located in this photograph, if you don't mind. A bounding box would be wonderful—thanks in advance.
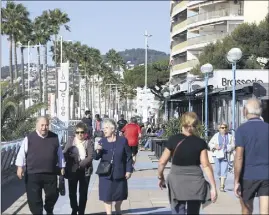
[220,127,227,129]
[75,131,85,134]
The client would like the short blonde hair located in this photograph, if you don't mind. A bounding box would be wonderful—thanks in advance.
[103,118,117,132]
[218,122,228,129]
[181,112,199,127]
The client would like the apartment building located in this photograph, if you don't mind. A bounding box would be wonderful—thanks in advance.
[170,0,268,81]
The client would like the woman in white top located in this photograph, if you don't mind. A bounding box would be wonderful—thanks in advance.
[208,122,235,192]
[63,122,94,215]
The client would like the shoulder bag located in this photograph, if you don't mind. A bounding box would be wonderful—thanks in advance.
[95,143,116,176]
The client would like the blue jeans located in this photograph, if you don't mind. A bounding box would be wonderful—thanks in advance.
[214,157,228,178]
[144,137,152,149]
[171,201,201,214]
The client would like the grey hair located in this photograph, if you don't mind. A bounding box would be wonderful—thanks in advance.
[245,98,262,116]
[103,118,117,131]
[36,116,49,125]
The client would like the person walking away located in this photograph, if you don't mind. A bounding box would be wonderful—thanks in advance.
[16,116,65,215]
[208,122,235,191]
[94,119,133,215]
[158,112,217,214]
[93,114,104,149]
[81,110,93,138]
[117,114,127,135]
[63,122,94,215]
[234,98,269,215]
[121,117,141,168]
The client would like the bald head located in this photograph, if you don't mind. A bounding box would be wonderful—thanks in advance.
[36,116,49,136]
[244,98,262,119]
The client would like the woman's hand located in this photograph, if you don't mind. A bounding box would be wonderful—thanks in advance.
[215,144,220,150]
[210,187,218,203]
[125,172,132,180]
[158,177,166,190]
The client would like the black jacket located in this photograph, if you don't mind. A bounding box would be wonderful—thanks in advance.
[63,137,94,174]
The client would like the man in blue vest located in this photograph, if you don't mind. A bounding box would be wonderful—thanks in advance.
[16,116,65,215]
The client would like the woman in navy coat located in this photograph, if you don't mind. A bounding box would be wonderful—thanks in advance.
[94,118,133,215]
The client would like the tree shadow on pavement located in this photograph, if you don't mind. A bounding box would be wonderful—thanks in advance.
[1,177,26,213]
[87,206,171,214]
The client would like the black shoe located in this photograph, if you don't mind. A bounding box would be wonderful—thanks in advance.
[71,210,77,215]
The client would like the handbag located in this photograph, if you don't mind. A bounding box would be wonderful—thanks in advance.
[58,175,66,196]
[95,143,115,176]
[215,149,225,159]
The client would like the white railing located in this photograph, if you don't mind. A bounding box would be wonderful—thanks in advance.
[187,33,229,46]
[188,8,243,25]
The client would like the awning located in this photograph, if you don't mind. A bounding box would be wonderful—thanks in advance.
[185,85,213,96]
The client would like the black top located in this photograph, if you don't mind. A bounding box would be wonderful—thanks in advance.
[165,134,208,166]
[26,131,59,174]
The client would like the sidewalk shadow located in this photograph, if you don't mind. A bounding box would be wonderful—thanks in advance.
[87,207,171,214]
[1,177,26,213]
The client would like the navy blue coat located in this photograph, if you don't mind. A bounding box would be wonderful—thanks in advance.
[94,136,133,179]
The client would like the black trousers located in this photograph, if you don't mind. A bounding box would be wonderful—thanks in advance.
[68,169,91,214]
[25,173,59,215]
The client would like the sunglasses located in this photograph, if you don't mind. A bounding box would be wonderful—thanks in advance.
[75,131,85,134]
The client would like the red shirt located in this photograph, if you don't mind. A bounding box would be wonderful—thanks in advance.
[121,123,141,146]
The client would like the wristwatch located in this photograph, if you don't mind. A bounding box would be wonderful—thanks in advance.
[158,176,164,180]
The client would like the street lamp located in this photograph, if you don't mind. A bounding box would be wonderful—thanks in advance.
[226,48,242,134]
[163,91,170,121]
[201,63,213,141]
[186,73,197,111]
[144,30,152,89]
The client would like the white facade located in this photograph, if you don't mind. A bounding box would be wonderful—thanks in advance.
[170,0,268,79]
[136,88,161,123]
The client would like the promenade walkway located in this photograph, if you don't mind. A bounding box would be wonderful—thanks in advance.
[2,151,259,214]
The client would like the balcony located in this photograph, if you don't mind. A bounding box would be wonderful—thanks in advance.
[171,1,188,17]
[172,20,187,36]
[171,40,188,55]
[172,59,199,72]
[187,32,229,47]
[187,8,244,26]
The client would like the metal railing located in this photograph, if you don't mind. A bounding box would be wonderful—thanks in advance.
[187,33,229,47]
[188,8,243,25]
[172,59,199,72]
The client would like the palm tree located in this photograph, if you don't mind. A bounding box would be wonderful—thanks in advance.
[1,81,44,141]
[48,9,70,101]
[105,49,124,71]
[15,19,33,111]
[1,1,30,84]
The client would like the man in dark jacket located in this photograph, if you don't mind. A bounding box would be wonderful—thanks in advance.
[81,110,92,138]
[16,116,65,215]
[117,114,127,134]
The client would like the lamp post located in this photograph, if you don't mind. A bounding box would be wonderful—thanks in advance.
[163,91,170,121]
[201,63,213,141]
[186,74,197,112]
[144,30,152,89]
[226,48,242,135]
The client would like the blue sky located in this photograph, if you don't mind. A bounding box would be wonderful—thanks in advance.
[1,1,170,66]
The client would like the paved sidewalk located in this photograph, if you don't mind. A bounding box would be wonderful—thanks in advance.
[3,150,258,214]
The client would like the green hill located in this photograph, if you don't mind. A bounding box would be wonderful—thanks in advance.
[117,48,169,65]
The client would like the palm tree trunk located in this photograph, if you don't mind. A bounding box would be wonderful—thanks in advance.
[37,46,42,104]
[72,69,75,119]
[9,36,14,84]
[54,35,58,102]
[98,82,101,115]
[20,47,25,111]
[85,73,89,109]
[14,40,18,81]
[104,87,107,115]
[89,76,92,112]
[44,44,48,109]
